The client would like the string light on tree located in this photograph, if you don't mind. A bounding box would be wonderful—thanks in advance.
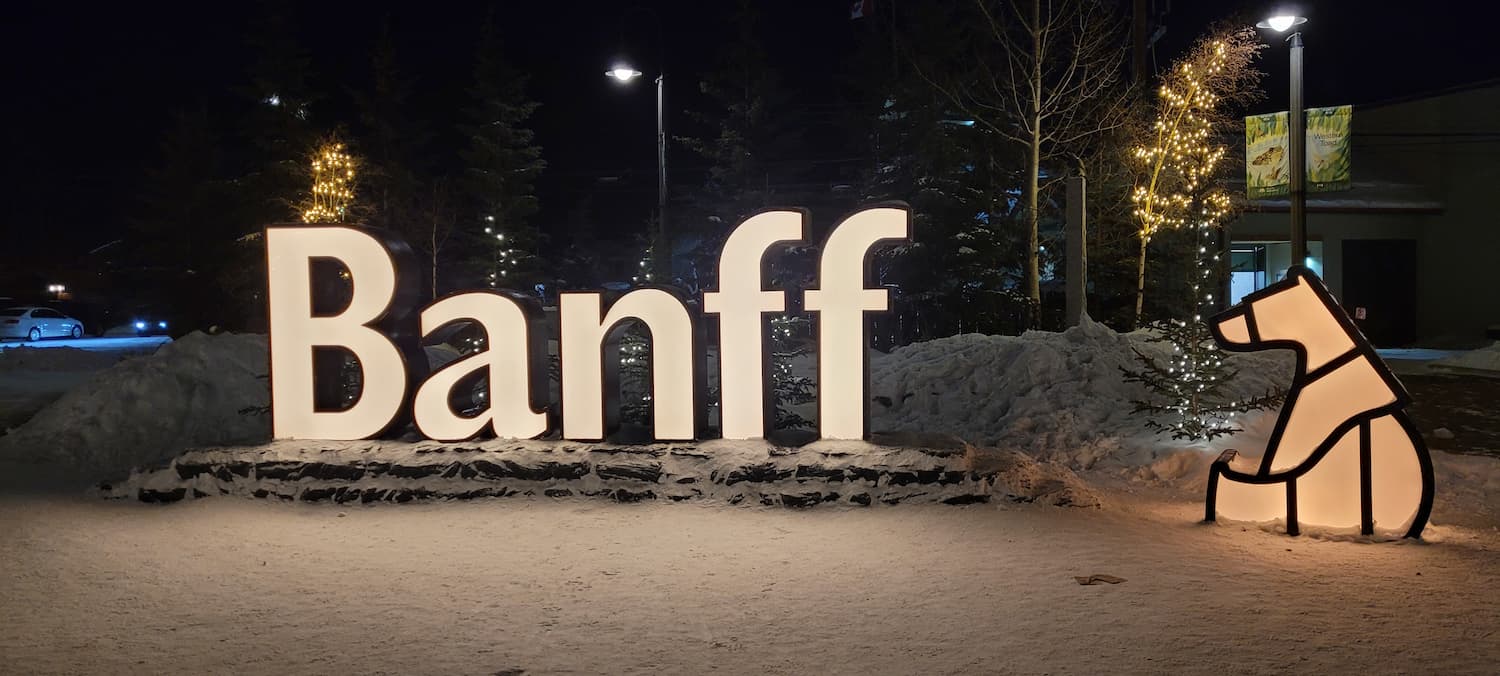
[302,141,356,223]
[631,244,655,285]
[1122,30,1279,440]
[1129,32,1262,325]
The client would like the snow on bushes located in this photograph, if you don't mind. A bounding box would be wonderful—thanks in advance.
[868,315,1292,470]
[0,332,271,476]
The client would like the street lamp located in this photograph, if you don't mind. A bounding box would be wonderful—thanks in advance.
[606,4,669,283]
[607,57,669,280]
[1257,12,1309,264]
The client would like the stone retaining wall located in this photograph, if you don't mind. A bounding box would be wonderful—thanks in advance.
[104,435,1099,508]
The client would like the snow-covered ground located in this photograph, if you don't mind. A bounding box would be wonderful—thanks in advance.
[1,326,1498,673]
[1430,341,1500,378]
[2,495,1496,674]
[0,336,172,352]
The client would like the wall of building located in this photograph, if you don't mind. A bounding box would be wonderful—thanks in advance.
[1232,83,1500,344]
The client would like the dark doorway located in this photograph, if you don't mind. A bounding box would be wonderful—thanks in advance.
[1341,239,1418,346]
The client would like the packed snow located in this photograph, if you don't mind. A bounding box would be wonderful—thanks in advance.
[2,496,1497,674]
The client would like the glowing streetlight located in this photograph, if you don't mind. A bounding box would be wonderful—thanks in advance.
[1256,14,1306,32]
[606,6,672,281]
[1256,12,1310,264]
[606,65,643,83]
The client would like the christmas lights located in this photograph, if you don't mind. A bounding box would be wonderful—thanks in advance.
[302,141,356,223]
[1124,34,1278,440]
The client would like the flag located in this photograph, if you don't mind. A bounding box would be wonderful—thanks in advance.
[851,0,872,20]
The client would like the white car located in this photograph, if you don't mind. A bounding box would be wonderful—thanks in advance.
[0,306,86,341]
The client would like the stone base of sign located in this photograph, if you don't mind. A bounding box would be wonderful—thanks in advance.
[102,433,1100,508]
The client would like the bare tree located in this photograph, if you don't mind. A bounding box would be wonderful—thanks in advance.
[911,0,1129,308]
[414,178,457,299]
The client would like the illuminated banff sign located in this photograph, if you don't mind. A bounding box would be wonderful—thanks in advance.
[266,206,910,443]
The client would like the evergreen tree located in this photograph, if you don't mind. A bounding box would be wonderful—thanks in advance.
[238,4,319,226]
[353,20,428,235]
[675,0,805,294]
[856,2,1034,339]
[458,18,545,291]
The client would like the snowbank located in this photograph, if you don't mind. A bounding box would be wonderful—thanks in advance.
[869,315,1291,470]
[0,345,136,373]
[0,332,270,476]
[1430,341,1500,378]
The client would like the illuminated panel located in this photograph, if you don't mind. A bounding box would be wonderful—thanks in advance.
[560,289,701,441]
[1207,267,1435,538]
[703,209,805,439]
[803,206,910,440]
[413,291,548,441]
[266,226,411,440]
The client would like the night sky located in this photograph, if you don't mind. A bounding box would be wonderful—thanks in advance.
[3,0,1496,273]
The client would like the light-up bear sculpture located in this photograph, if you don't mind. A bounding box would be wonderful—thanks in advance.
[1206,266,1434,538]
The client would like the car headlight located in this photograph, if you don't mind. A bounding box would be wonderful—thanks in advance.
[158,321,168,329]
[134,321,146,330]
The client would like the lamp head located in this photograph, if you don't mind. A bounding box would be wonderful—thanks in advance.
[606,65,643,83]
[1257,14,1307,32]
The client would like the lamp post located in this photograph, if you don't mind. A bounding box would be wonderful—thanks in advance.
[1258,13,1309,264]
[607,59,668,281]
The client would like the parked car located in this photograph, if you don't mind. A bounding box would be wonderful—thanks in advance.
[0,306,86,341]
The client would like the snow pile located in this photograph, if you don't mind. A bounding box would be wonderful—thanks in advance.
[0,332,270,475]
[868,315,1291,470]
[0,345,133,372]
[1430,341,1500,378]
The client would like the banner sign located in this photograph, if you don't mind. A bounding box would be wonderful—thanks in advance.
[1245,105,1352,198]
[266,205,911,444]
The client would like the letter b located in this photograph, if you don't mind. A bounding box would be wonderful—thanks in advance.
[266,226,423,439]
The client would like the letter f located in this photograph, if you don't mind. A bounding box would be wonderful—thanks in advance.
[703,210,805,439]
[803,206,910,440]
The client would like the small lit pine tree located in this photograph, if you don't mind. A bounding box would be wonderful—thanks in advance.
[479,216,538,290]
[768,314,814,430]
[631,242,655,285]
[618,330,653,429]
[1122,214,1282,440]
[459,17,544,290]
[619,243,657,429]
